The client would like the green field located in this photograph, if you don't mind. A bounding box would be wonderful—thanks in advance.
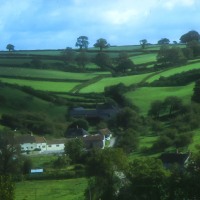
[0,78,81,92]
[131,53,157,65]
[188,130,200,152]
[0,67,103,80]
[15,178,87,200]
[126,83,194,115]
[79,73,152,93]
[146,62,200,83]
[0,86,67,121]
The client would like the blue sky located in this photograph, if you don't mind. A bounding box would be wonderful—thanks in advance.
[0,0,199,50]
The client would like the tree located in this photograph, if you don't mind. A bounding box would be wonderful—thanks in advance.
[75,52,88,69]
[94,52,112,69]
[187,40,200,57]
[67,119,89,131]
[117,157,170,200]
[191,79,200,103]
[148,100,164,119]
[163,96,183,116]
[94,38,110,51]
[115,107,141,130]
[157,45,186,66]
[140,39,148,49]
[6,44,14,51]
[116,128,139,153]
[0,129,21,175]
[65,138,84,163]
[75,36,89,50]
[157,38,170,45]
[62,47,76,63]
[180,30,200,43]
[0,175,14,200]
[116,52,135,73]
[85,148,128,200]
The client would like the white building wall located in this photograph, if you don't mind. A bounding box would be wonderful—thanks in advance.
[20,143,37,151]
[46,143,65,152]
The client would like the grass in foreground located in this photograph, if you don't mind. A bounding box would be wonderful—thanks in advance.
[15,178,87,200]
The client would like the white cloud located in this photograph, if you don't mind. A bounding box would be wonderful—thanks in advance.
[163,0,195,10]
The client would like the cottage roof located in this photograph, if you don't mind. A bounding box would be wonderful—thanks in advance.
[16,135,46,144]
[98,128,111,136]
[47,138,68,145]
[82,134,104,142]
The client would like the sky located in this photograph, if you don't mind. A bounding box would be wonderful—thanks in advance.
[0,0,200,50]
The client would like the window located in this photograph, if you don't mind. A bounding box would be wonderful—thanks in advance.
[42,145,45,148]
[56,144,59,147]
[48,145,52,147]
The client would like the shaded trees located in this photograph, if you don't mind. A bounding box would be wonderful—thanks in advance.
[148,100,164,119]
[140,39,148,49]
[180,30,200,43]
[0,129,21,175]
[62,47,76,63]
[75,36,89,50]
[157,45,186,66]
[94,52,112,70]
[117,157,170,200]
[65,138,84,164]
[116,52,135,73]
[0,175,14,200]
[158,38,170,45]
[94,38,110,51]
[85,148,128,200]
[75,52,88,69]
[191,79,200,103]
[6,44,15,51]
[116,128,139,153]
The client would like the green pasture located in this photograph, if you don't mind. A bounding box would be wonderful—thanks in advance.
[130,53,157,65]
[16,50,63,55]
[146,62,200,83]
[0,67,103,80]
[79,73,152,93]
[0,86,67,121]
[139,135,159,149]
[0,58,31,65]
[15,178,87,200]
[126,84,194,115]
[188,129,200,152]
[29,154,57,168]
[0,78,81,92]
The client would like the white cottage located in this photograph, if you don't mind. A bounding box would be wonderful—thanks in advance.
[16,134,47,153]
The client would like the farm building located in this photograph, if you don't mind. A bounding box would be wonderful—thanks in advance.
[69,106,119,120]
[82,134,105,149]
[16,134,47,153]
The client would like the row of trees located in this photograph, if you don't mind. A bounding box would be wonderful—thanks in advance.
[83,148,200,200]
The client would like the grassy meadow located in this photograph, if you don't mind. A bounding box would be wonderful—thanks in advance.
[0,85,67,121]
[146,62,200,83]
[15,178,87,200]
[125,83,194,115]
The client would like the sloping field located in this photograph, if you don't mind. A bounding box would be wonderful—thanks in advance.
[130,53,157,65]
[0,85,66,120]
[146,62,200,83]
[0,78,81,92]
[79,73,152,93]
[15,178,87,200]
[0,67,102,80]
[125,83,194,115]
